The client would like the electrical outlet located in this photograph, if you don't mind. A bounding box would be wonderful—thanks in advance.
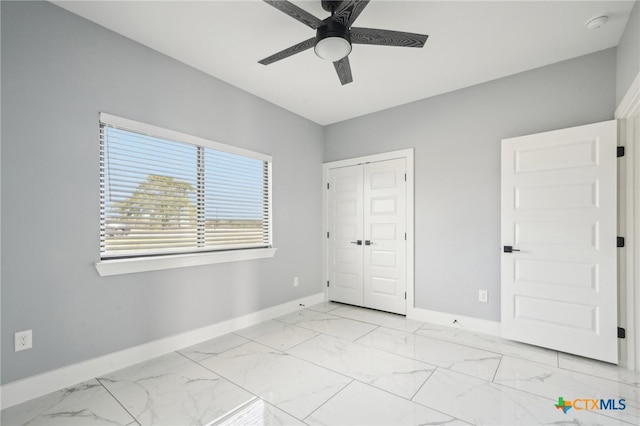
[293,276,299,287]
[478,290,488,303]
[15,330,33,352]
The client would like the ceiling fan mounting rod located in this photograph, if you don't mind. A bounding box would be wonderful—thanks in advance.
[321,0,342,15]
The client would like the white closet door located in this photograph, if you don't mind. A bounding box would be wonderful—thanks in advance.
[363,159,407,314]
[327,165,364,306]
[501,120,618,363]
[327,158,407,315]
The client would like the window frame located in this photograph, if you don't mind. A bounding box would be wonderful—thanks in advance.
[95,113,275,276]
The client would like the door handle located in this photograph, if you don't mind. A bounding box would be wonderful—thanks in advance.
[503,245,520,253]
[364,240,373,246]
[350,240,362,245]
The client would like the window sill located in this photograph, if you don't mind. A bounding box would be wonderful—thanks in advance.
[94,248,277,276]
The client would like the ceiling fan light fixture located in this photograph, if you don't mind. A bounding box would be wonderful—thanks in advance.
[315,21,351,62]
[315,36,352,61]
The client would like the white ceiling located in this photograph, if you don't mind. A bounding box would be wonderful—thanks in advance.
[53,1,635,125]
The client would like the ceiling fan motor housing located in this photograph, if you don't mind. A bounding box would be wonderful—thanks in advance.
[317,19,351,44]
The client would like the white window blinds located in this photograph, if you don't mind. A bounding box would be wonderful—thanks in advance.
[99,113,272,259]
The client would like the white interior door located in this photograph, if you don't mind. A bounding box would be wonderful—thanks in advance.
[327,158,407,314]
[363,159,407,314]
[327,165,364,306]
[501,120,618,363]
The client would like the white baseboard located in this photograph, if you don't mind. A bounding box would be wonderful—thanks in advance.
[1,292,324,410]
[407,307,501,336]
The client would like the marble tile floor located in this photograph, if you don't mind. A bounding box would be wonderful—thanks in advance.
[3,301,640,426]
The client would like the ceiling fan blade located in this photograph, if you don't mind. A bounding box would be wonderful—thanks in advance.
[263,0,323,29]
[351,27,428,48]
[332,0,370,27]
[259,37,316,65]
[333,56,353,85]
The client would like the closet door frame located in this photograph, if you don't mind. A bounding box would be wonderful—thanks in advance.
[323,149,415,314]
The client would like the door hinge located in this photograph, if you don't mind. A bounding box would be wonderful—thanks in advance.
[327,182,330,189]
[405,233,407,240]
[327,280,330,288]
[617,146,625,158]
[617,236,625,248]
[327,231,330,238]
[404,292,407,300]
[618,327,626,339]
[404,173,407,181]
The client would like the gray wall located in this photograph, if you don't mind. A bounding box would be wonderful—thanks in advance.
[1,0,630,385]
[1,1,324,384]
[616,1,640,106]
[324,49,617,322]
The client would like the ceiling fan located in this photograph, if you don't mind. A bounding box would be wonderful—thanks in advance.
[259,0,428,85]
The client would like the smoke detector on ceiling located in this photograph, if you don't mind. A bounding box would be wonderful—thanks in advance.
[585,15,609,30]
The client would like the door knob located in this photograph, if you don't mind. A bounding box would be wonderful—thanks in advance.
[350,240,362,245]
[503,245,520,253]
[365,240,373,246]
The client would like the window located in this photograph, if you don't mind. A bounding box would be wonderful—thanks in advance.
[99,113,272,264]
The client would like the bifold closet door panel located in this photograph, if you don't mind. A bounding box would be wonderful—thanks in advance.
[327,165,365,306]
[363,159,407,315]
